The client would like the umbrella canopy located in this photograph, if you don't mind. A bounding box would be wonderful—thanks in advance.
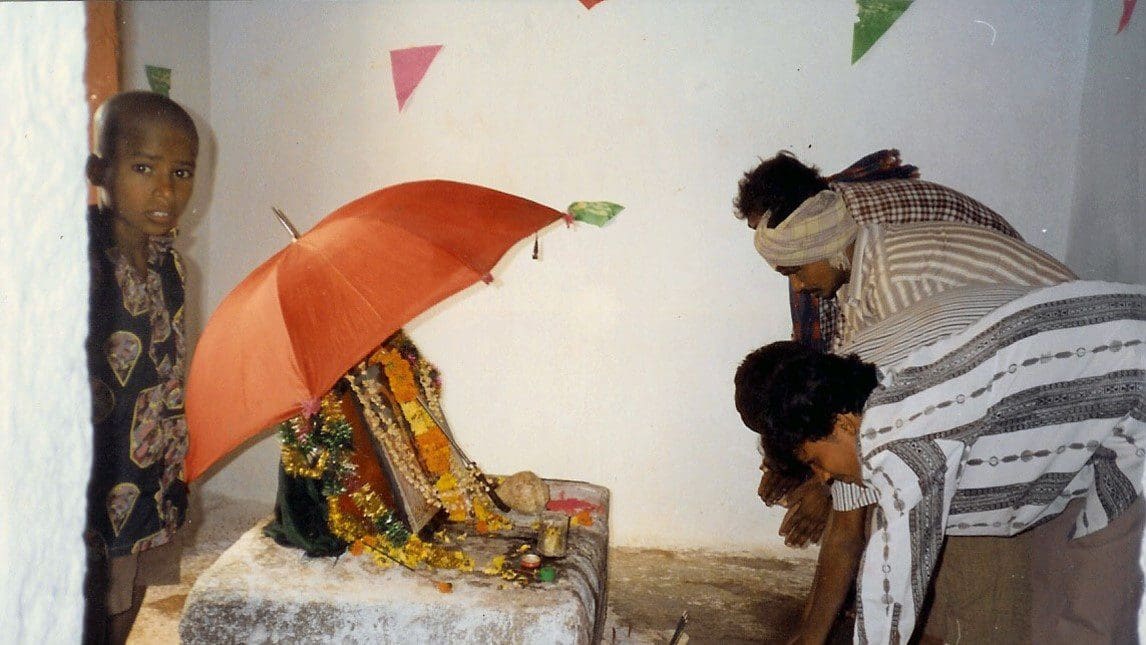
[185,180,563,481]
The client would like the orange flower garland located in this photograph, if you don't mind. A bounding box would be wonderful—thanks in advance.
[372,344,475,521]
[278,331,513,575]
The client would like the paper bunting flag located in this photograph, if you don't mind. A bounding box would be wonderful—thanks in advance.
[852,0,914,64]
[145,65,172,97]
[390,45,443,111]
[1118,0,1137,33]
[567,201,624,227]
[579,0,607,9]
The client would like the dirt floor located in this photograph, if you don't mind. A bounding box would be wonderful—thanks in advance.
[128,496,824,644]
[605,548,813,644]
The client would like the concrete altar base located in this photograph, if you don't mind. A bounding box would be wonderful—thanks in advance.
[179,480,609,644]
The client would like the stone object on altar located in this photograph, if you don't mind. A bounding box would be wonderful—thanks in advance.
[179,480,609,644]
[496,470,551,515]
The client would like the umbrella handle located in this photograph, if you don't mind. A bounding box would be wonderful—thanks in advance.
[272,206,301,241]
[470,468,513,513]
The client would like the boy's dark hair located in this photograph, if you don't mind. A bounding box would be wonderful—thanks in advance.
[734,341,878,475]
[733,151,829,228]
[91,90,198,159]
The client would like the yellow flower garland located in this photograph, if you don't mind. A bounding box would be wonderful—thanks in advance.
[277,334,513,575]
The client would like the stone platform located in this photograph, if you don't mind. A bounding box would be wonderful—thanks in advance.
[179,480,609,644]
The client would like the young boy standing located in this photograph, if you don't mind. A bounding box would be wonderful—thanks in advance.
[83,91,199,644]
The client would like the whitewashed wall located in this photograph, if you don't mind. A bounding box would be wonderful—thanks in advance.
[1061,2,1146,638]
[121,1,1095,550]
[0,3,90,642]
[197,1,1091,550]
[1067,0,1146,284]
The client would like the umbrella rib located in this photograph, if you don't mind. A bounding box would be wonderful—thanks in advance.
[294,239,460,337]
[302,228,488,308]
[384,222,494,281]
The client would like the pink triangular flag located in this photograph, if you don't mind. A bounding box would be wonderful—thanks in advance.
[1118,0,1137,33]
[390,45,442,111]
[579,0,607,8]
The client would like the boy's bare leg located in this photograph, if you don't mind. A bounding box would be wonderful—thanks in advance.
[108,584,146,645]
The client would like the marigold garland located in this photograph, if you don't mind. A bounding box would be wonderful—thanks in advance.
[371,343,484,522]
[275,332,513,575]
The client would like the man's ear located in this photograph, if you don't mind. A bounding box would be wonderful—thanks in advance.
[833,412,861,439]
[86,154,107,186]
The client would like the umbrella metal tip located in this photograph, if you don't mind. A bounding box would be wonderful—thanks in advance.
[273,206,301,241]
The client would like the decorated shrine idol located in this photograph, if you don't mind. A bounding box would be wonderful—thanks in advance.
[263,329,526,572]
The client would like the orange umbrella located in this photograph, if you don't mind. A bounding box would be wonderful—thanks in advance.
[184,180,564,481]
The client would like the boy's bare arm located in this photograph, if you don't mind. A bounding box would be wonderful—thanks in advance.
[787,506,867,645]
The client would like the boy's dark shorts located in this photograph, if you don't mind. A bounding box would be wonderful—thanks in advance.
[106,533,183,614]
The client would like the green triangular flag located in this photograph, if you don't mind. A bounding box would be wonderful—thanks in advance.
[852,0,913,64]
[567,201,624,227]
[145,65,172,96]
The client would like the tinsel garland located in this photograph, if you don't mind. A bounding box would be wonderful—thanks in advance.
[277,391,477,571]
[279,395,355,496]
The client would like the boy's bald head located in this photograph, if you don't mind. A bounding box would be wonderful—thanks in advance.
[87,92,200,250]
[92,91,198,160]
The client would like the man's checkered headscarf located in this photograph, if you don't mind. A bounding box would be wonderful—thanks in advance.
[754,190,857,270]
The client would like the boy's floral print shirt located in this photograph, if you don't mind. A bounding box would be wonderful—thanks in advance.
[88,215,188,557]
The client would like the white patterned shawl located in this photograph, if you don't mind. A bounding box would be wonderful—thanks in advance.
[829,284,1041,511]
[851,281,1146,645]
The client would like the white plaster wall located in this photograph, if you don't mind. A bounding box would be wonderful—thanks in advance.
[1066,0,1146,284]
[0,3,90,642]
[189,1,1093,550]
[106,0,1093,550]
[1062,3,1146,637]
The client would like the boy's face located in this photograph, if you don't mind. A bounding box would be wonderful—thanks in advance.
[796,412,862,485]
[90,117,197,244]
[777,259,849,299]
